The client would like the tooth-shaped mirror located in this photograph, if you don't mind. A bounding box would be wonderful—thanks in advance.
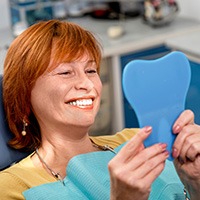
[122,51,191,160]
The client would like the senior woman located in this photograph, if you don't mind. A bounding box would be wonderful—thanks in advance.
[0,19,200,200]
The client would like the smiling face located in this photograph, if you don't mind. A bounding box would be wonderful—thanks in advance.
[3,20,103,149]
[31,53,102,133]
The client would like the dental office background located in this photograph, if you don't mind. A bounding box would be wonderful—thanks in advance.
[1,0,200,29]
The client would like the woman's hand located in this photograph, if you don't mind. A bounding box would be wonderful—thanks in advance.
[172,110,200,200]
[108,126,169,200]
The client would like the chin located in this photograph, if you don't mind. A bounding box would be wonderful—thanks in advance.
[83,120,95,128]
[74,119,95,128]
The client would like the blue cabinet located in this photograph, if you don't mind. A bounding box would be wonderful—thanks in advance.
[186,60,200,124]
[120,46,200,128]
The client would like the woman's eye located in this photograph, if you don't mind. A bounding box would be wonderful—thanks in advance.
[58,71,71,75]
[86,69,97,74]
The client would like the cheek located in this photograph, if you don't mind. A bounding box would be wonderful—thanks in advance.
[95,78,103,96]
[31,79,63,113]
[31,87,66,124]
[31,86,49,114]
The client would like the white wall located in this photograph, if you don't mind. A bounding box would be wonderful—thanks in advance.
[0,0,11,29]
[176,0,200,21]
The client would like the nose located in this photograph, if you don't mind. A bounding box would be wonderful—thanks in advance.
[75,74,94,91]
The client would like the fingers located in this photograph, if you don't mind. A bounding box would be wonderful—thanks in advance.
[108,141,168,194]
[127,143,169,178]
[115,126,152,163]
[122,159,166,193]
[108,127,169,192]
[173,110,194,134]
[172,124,200,161]
[125,143,168,173]
[132,152,168,184]
[172,110,198,161]
[186,140,200,161]
[174,154,200,184]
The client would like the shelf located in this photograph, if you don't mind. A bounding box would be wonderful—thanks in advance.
[10,1,58,11]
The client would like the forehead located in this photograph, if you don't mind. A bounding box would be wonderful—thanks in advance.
[48,47,97,72]
[55,57,96,70]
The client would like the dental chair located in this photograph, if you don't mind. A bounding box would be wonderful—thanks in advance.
[0,75,30,170]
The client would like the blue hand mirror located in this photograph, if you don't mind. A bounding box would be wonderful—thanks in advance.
[122,51,191,160]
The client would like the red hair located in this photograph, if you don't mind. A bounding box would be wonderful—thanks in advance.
[3,20,102,150]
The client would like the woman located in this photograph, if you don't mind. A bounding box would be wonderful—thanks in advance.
[0,19,200,200]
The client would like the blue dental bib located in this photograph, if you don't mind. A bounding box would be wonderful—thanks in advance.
[23,143,184,200]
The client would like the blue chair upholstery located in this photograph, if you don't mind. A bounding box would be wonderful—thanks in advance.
[0,75,30,170]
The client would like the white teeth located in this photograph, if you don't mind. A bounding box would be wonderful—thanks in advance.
[68,99,93,106]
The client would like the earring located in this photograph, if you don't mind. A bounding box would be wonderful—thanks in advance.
[21,120,28,136]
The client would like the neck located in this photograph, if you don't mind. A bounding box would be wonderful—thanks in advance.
[41,124,94,155]
[32,130,95,179]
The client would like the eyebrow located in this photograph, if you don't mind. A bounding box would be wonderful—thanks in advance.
[70,59,96,64]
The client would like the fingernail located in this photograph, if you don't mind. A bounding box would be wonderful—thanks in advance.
[159,143,167,150]
[172,147,178,158]
[164,150,169,157]
[144,126,152,133]
[173,125,181,133]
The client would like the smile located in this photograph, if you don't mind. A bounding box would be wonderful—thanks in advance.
[67,99,93,106]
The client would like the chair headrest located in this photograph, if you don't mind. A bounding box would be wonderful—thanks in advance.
[0,75,30,170]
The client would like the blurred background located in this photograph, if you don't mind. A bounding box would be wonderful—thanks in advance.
[0,0,200,33]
